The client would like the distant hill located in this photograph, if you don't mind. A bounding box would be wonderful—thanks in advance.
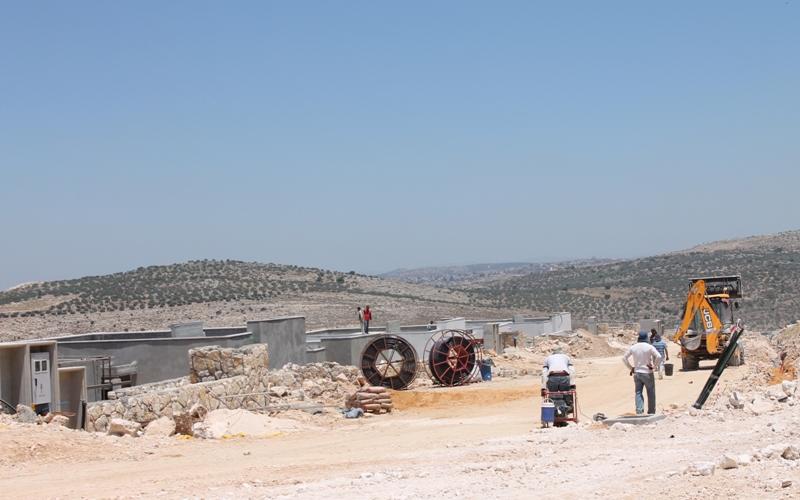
[3,230,798,335]
[0,260,470,318]
[466,230,800,331]
[381,259,617,285]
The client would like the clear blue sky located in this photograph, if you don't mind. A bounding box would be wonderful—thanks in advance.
[1,1,798,289]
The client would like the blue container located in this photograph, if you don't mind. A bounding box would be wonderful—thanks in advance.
[541,399,556,424]
[479,361,492,381]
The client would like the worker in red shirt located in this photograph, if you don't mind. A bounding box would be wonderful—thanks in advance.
[362,305,373,334]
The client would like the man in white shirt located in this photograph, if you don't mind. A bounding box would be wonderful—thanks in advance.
[541,347,575,417]
[622,331,663,415]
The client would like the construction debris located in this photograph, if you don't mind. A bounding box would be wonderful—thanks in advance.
[14,405,37,424]
[107,418,142,437]
[47,415,69,428]
[191,409,306,439]
[144,416,176,437]
[526,329,626,358]
[87,343,361,431]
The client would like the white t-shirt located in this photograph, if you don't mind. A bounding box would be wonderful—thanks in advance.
[542,353,574,386]
[622,342,662,374]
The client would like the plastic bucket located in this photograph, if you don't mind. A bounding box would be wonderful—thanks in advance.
[664,363,674,377]
[479,362,492,381]
[541,399,556,424]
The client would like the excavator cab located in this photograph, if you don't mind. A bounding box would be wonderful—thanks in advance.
[673,275,744,371]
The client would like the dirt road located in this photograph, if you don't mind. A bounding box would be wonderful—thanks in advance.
[6,350,795,499]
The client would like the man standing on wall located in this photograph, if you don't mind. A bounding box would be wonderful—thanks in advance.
[363,305,372,334]
[357,307,364,333]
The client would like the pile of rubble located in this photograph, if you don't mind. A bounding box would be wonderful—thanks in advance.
[525,329,625,358]
[486,329,625,378]
[6,405,71,428]
[774,321,800,372]
[86,343,362,433]
[265,362,361,407]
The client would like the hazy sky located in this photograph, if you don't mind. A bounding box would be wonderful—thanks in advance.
[1,1,799,289]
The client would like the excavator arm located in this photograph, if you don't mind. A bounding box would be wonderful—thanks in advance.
[672,279,724,354]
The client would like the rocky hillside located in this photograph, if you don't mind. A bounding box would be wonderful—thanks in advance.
[0,260,470,319]
[3,230,798,337]
[466,230,800,331]
[382,259,616,285]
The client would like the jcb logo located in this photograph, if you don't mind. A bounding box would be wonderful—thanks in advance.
[702,308,714,331]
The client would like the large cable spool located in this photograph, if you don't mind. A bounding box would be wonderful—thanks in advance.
[424,329,483,386]
[360,335,418,390]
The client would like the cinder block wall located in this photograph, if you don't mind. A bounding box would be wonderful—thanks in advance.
[248,316,307,368]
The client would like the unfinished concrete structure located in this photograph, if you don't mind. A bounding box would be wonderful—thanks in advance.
[3,312,576,410]
[52,316,306,388]
[1,340,59,415]
[0,340,86,428]
[306,313,572,366]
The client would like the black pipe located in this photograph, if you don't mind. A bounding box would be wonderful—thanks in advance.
[692,324,745,409]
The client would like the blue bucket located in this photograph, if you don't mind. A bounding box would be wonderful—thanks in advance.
[479,361,492,381]
[541,399,556,424]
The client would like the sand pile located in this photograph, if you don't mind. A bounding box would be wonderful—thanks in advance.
[191,409,309,439]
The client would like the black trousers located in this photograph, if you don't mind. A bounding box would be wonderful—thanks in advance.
[547,374,573,416]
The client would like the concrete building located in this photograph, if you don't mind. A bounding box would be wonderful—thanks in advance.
[0,340,86,428]
[1,312,575,409]
[306,312,572,366]
[52,316,306,387]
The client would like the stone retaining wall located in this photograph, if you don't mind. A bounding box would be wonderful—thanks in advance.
[189,345,253,383]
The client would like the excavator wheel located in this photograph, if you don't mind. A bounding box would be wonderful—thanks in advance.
[681,353,700,371]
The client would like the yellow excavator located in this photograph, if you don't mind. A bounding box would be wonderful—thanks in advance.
[672,275,744,371]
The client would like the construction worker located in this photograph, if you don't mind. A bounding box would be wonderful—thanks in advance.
[541,347,575,417]
[362,305,373,334]
[623,331,662,415]
[650,329,669,379]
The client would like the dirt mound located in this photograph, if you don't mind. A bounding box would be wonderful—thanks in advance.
[392,384,535,411]
[770,322,800,383]
[0,415,150,467]
[774,322,800,363]
[526,329,625,359]
[193,409,311,439]
[709,333,780,396]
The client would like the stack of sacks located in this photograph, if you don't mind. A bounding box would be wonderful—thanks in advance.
[345,378,393,414]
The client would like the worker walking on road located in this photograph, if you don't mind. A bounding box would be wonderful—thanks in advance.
[623,331,662,415]
[649,329,669,380]
[541,347,575,417]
